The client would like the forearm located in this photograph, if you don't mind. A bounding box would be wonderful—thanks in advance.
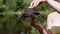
[47,0,60,12]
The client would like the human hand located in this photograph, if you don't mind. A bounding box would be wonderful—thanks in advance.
[29,0,47,8]
[58,0,60,2]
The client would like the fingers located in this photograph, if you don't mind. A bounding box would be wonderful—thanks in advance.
[29,0,40,8]
[29,0,46,8]
[32,1,40,7]
[29,1,34,8]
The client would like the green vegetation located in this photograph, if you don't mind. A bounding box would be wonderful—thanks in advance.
[0,0,53,34]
